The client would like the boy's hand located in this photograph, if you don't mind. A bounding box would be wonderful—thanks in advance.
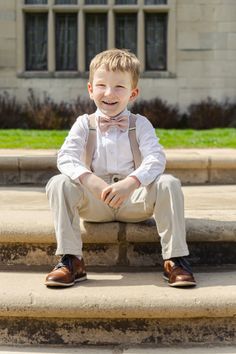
[79,172,109,200]
[101,176,140,209]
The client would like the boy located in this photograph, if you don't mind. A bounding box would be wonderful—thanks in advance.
[45,49,196,288]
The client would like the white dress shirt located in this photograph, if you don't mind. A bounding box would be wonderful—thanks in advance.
[57,108,166,186]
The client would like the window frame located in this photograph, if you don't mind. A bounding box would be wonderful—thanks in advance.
[16,0,176,78]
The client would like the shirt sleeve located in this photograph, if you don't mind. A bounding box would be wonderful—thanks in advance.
[128,114,166,186]
[57,114,92,182]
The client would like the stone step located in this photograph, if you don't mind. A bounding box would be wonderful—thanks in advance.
[0,149,236,185]
[0,270,235,347]
[1,346,236,354]
[0,185,235,268]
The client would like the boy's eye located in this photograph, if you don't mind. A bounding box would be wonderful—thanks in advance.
[96,84,105,87]
[116,85,125,88]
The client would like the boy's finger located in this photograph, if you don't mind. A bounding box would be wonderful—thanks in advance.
[110,196,122,209]
[109,195,120,208]
[101,188,112,201]
[104,192,116,204]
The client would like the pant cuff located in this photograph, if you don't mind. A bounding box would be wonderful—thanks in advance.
[162,248,189,260]
[56,248,83,257]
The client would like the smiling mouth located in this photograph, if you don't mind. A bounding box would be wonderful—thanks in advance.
[102,101,118,106]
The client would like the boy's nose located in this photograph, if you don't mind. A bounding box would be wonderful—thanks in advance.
[104,87,114,96]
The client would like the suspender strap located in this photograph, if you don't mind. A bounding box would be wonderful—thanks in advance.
[128,113,142,170]
[85,113,142,170]
[85,113,96,170]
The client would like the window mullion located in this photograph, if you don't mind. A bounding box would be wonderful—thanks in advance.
[108,7,115,49]
[48,1,55,72]
[137,7,144,72]
[78,9,85,71]
[17,0,25,72]
[167,0,176,74]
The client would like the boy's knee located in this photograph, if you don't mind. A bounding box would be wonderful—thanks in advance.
[46,174,74,197]
[157,174,181,191]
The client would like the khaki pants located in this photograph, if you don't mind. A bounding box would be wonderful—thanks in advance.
[46,174,189,260]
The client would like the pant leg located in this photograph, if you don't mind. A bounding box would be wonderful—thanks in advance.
[116,174,189,260]
[46,174,115,256]
[151,174,189,260]
[46,174,85,256]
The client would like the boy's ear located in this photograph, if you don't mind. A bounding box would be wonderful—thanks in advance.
[87,82,93,98]
[129,88,139,102]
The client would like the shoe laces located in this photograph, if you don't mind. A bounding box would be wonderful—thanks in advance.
[55,255,73,270]
[170,256,193,274]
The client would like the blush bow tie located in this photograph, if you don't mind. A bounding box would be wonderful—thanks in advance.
[98,115,129,133]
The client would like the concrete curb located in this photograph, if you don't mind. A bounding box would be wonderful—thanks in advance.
[0,184,235,244]
[0,271,235,319]
[0,149,236,184]
[0,212,236,244]
[0,185,235,267]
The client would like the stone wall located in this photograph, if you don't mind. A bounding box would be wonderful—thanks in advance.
[0,0,235,110]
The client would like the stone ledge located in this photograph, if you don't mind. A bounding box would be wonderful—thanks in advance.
[0,271,235,319]
[1,213,235,267]
[0,212,236,244]
[0,345,236,354]
[0,149,236,184]
[0,185,235,267]
[1,150,236,170]
[0,184,235,245]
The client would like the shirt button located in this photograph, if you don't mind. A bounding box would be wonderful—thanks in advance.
[113,177,119,182]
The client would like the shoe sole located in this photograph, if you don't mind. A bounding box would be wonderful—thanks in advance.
[45,274,87,287]
[163,275,196,288]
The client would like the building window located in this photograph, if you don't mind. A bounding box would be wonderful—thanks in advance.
[25,13,48,70]
[145,0,166,4]
[85,14,107,70]
[18,0,175,75]
[145,13,167,70]
[115,0,137,4]
[25,0,47,4]
[56,13,77,70]
[85,0,107,4]
[55,0,77,4]
[115,13,137,55]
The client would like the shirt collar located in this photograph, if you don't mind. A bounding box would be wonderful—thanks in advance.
[95,108,130,120]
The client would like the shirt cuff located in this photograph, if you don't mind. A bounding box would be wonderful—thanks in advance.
[128,171,156,186]
[128,175,141,188]
[70,167,92,184]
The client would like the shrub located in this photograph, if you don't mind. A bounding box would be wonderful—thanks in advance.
[26,89,96,129]
[0,92,27,128]
[72,96,96,120]
[186,97,236,129]
[0,89,235,129]
[26,89,75,129]
[131,98,181,128]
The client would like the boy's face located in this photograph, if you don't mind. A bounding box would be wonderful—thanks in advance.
[87,66,139,117]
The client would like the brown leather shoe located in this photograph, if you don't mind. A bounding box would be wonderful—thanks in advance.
[45,255,87,287]
[163,258,196,287]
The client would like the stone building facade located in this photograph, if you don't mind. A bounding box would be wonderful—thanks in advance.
[0,0,236,110]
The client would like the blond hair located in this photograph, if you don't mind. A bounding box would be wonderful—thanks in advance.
[89,49,140,89]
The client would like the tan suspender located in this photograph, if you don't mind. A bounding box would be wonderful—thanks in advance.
[85,114,96,170]
[85,113,142,170]
[128,114,142,169]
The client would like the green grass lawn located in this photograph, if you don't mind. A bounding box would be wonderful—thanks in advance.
[0,128,235,149]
